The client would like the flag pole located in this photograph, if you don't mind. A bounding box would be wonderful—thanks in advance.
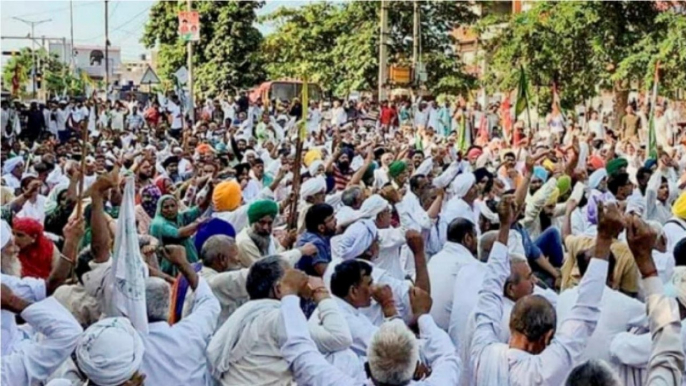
[287,77,308,230]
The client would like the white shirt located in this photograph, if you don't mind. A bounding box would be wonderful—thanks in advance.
[140,278,220,386]
[56,109,69,132]
[167,102,182,130]
[2,173,20,190]
[589,119,604,139]
[397,191,433,232]
[280,295,461,386]
[556,284,646,368]
[471,242,607,386]
[428,241,479,330]
[182,266,249,327]
[1,274,46,355]
[110,110,125,131]
[664,217,686,253]
[331,107,347,127]
[17,195,47,224]
[374,227,406,281]
[1,297,82,386]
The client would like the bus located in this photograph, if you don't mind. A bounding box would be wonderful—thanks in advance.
[249,80,323,105]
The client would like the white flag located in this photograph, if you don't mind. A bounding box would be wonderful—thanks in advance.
[109,176,149,333]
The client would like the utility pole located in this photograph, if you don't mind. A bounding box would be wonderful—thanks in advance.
[187,0,194,125]
[70,0,74,69]
[105,0,109,92]
[13,17,51,99]
[412,1,419,71]
[378,0,389,101]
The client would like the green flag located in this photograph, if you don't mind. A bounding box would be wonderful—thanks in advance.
[515,66,529,118]
[648,62,660,159]
[456,113,468,152]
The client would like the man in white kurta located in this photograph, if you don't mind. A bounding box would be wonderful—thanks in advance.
[555,271,646,368]
[279,293,461,385]
[1,294,82,385]
[428,223,480,330]
[470,240,607,386]
[140,276,220,386]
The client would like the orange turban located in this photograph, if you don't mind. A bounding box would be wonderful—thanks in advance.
[588,155,605,171]
[213,180,242,212]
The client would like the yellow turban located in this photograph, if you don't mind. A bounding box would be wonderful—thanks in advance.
[304,149,322,167]
[546,187,560,206]
[673,192,686,219]
[542,159,556,173]
[213,180,242,212]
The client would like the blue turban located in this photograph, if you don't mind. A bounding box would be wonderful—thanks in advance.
[194,218,236,254]
[644,158,657,170]
[533,166,549,183]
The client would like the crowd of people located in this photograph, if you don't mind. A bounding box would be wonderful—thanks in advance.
[1,87,686,386]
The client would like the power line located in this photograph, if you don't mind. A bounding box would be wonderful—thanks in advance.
[3,1,99,20]
[109,1,121,20]
[76,5,150,42]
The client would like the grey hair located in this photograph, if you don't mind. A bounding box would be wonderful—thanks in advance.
[565,359,620,386]
[367,319,419,384]
[200,235,236,266]
[341,186,363,207]
[478,231,499,262]
[509,294,556,342]
[246,255,286,300]
[145,277,171,322]
[504,256,530,295]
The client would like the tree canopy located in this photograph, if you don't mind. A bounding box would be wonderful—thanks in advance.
[142,0,266,96]
[2,48,85,98]
[479,1,684,116]
[260,1,477,97]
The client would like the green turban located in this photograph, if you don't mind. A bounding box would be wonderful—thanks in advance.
[557,175,572,197]
[606,158,628,176]
[388,161,407,179]
[247,200,279,224]
[363,162,378,182]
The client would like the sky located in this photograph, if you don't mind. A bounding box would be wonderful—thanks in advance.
[0,0,310,64]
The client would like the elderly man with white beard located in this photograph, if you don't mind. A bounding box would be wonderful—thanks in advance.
[1,218,83,385]
[1,218,82,356]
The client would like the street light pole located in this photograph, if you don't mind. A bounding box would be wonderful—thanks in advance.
[187,0,194,125]
[105,0,109,92]
[378,0,389,101]
[13,17,51,99]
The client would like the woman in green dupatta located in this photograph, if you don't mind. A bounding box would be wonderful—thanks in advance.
[149,194,205,275]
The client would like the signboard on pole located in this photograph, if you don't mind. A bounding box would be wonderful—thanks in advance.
[174,66,188,85]
[139,66,161,85]
[178,11,200,42]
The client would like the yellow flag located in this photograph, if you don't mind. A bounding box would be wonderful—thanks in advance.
[300,79,308,140]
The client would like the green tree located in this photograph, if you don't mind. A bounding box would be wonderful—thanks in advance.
[261,1,477,97]
[142,0,266,97]
[479,1,663,122]
[2,48,81,98]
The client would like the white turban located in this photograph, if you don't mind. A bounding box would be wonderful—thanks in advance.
[1,220,11,249]
[336,206,361,228]
[449,172,476,198]
[309,160,324,177]
[301,176,326,200]
[589,168,608,190]
[477,201,499,224]
[76,317,144,386]
[625,195,646,216]
[242,149,257,163]
[2,156,23,175]
[337,219,378,260]
[413,157,433,177]
[360,194,390,219]
[667,267,686,308]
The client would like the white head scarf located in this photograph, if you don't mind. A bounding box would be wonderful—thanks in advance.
[360,194,390,219]
[308,160,324,177]
[589,168,608,190]
[413,157,434,177]
[301,176,326,199]
[449,172,476,198]
[76,317,144,386]
[2,156,23,175]
[337,219,378,260]
[667,267,686,308]
[1,219,11,249]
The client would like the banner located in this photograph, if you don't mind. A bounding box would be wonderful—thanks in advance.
[178,11,200,42]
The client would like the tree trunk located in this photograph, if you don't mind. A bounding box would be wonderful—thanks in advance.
[613,80,629,133]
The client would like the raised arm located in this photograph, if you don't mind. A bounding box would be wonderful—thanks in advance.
[278,270,356,386]
[406,230,430,294]
[45,218,85,296]
[471,197,515,371]
[90,177,113,264]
